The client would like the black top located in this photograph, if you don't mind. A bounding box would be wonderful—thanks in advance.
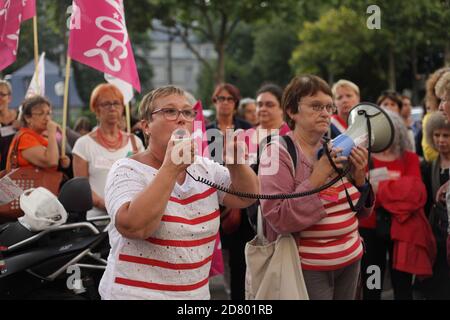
[0,117,18,171]
[420,158,450,217]
[205,117,252,164]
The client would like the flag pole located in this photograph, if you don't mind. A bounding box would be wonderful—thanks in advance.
[61,56,71,155]
[33,16,40,93]
[125,103,131,134]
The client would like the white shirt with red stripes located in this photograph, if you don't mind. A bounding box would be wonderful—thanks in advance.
[99,157,231,300]
[298,178,364,271]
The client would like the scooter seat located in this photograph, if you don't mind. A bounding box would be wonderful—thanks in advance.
[0,221,36,249]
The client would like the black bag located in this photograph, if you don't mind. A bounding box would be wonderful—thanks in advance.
[246,135,298,232]
[428,202,449,244]
[375,206,392,241]
[426,157,449,244]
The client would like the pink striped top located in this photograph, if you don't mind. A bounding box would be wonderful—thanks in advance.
[259,132,370,271]
[298,179,363,270]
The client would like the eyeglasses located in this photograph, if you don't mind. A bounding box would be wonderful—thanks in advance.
[151,107,197,121]
[0,92,10,97]
[31,111,52,117]
[215,96,235,103]
[301,102,337,114]
[97,101,123,109]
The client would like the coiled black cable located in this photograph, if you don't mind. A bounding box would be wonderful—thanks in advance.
[186,109,374,200]
[185,155,351,200]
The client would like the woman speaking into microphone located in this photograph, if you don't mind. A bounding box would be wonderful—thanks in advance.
[258,75,374,300]
[99,85,258,300]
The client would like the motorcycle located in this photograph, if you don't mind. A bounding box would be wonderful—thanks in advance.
[0,177,110,300]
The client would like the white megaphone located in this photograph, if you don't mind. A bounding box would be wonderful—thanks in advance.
[329,102,394,157]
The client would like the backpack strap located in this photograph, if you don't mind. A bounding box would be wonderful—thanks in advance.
[280,135,297,174]
[257,134,298,176]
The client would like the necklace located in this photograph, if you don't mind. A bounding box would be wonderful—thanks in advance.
[96,128,123,151]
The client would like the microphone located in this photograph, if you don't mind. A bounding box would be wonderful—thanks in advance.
[172,128,191,145]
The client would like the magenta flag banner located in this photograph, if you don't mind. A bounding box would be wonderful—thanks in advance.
[192,100,224,277]
[193,100,210,157]
[22,0,36,21]
[0,0,27,71]
[68,0,141,92]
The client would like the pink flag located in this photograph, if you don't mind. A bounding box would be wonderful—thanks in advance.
[22,0,35,21]
[68,0,141,92]
[0,0,25,71]
[193,100,210,157]
[192,100,224,277]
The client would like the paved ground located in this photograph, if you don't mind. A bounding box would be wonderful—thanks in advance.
[209,275,230,300]
[209,268,397,300]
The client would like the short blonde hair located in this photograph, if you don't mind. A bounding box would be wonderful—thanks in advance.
[331,79,360,97]
[139,85,188,121]
[426,67,450,111]
[435,71,450,101]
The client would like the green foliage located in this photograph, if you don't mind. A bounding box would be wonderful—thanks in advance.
[291,7,374,78]
[251,20,298,88]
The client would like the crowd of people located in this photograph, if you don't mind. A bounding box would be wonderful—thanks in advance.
[0,67,449,300]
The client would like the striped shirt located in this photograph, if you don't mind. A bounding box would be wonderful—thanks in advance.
[299,178,363,271]
[100,157,230,300]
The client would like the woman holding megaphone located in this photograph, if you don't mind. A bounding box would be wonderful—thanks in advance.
[258,75,374,300]
[99,86,259,300]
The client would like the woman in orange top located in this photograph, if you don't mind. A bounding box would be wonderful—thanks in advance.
[6,95,70,170]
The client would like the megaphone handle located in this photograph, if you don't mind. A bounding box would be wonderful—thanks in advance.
[322,141,344,176]
[366,113,372,182]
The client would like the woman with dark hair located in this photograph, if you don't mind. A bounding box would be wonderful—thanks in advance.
[206,83,253,300]
[6,95,70,170]
[207,83,251,133]
[255,83,290,136]
[73,116,93,136]
[377,90,403,114]
[259,75,374,299]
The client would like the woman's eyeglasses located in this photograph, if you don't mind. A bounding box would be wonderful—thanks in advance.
[97,101,123,109]
[215,96,235,103]
[301,102,337,114]
[151,108,197,121]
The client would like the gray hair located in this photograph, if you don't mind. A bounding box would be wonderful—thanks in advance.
[238,98,256,118]
[425,111,450,150]
[384,109,413,157]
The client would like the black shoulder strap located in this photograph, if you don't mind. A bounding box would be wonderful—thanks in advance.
[255,134,297,175]
[280,135,297,171]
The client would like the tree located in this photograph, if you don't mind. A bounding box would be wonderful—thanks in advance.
[291,7,375,84]
[251,19,298,88]
[147,0,293,84]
